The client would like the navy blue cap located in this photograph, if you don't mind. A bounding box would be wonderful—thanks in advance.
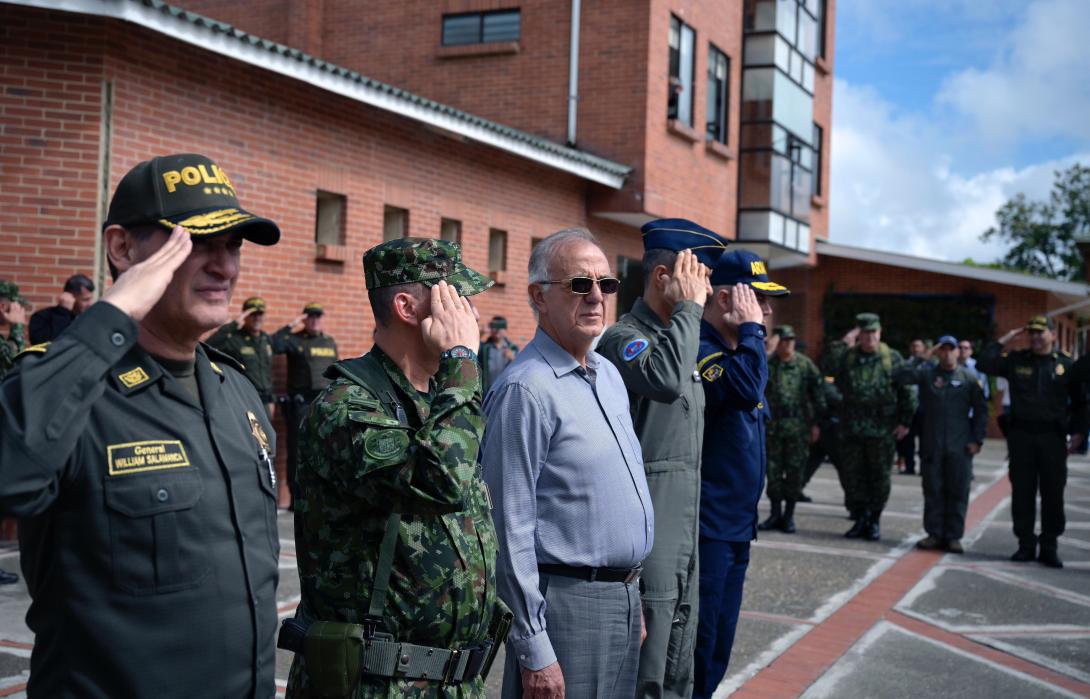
[937,335,958,348]
[710,249,789,295]
[641,218,729,268]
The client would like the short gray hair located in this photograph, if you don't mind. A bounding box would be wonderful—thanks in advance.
[528,228,600,284]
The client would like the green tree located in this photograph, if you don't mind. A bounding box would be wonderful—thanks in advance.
[981,164,1090,281]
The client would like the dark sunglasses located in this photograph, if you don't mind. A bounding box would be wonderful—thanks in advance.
[541,276,620,295]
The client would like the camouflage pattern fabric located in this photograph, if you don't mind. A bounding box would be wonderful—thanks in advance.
[0,323,25,380]
[363,238,494,295]
[287,346,497,698]
[766,352,825,502]
[829,342,916,515]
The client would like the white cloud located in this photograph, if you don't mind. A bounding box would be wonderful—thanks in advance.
[937,0,1090,146]
[829,78,1089,263]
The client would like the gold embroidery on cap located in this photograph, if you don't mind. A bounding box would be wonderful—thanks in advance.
[118,367,150,388]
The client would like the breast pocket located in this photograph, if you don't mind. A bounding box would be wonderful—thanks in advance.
[104,470,210,595]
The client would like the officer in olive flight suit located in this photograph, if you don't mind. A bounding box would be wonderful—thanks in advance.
[597,218,727,699]
[273,303,338,506]
[0,153,281,697]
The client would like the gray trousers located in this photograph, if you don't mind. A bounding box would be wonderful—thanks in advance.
[502,574,642,699]
[637,470,699,699]
[921,449,973,541]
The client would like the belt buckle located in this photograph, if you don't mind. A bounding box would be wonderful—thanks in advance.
[443,648,462,685]
[624,565,642,584]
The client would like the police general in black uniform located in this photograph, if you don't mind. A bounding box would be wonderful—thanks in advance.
[0,153,281,697]
[978,315,1087,568]
[273,302,338,506]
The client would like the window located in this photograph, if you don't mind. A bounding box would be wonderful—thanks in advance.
[488,228,507,272]
[706,45,730,143]
[314,191,346,245]
[440,218,461,244]
[383,206,408,241]
[812,122,823,196]
[442,10,520,46]
[668,16,695,125]
[615,256,642,317]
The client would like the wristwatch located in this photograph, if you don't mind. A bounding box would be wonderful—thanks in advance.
[440,345,477,362]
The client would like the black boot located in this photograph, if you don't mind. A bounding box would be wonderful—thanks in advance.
[863,511,881,541]
[1038,541,1063,568]
[1010,539,1036,562]
[758,500,783,531]
[845,511,869,538]
[0,569,18,585]
[797,492,813,503]
[780,500,797,534]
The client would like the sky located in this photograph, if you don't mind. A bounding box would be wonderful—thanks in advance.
[829,0,1090,263]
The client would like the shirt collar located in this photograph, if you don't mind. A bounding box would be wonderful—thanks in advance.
[531,327,599,378]
[630,297,666,329]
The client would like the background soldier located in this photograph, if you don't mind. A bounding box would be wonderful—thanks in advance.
[597,218,726,699]
[0,153,281,696]
[207,296,275,410]
[896,338,929,475]
[27,273,95,344]
[829,313,916,541]
[286,238,504,697]
[760,325,825,534]
[896,335,987,553]
[978,316,1086,568]
[273,302,338,507]
[478,315,518,393]
[0,279,27,586]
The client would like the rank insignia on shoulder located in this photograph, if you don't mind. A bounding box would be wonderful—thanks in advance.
[363,428,410,461]
[1056,363,1065,376]
[118,367,150,388]
[622,338,650,361]
[702,364,724,382]
[14,342,49,361]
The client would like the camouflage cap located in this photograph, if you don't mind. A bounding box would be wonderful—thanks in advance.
[775,324,796,339]
[363,237,493,296]
[856,312,881,331]
[242,296,267,313]
[0,280,24,303]
[1025,315,1054,331]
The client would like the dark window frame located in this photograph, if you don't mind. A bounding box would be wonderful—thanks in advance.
[441,9,521,46]
[706,44,730,144]
[812,122,823,196]
[668,15,696,126]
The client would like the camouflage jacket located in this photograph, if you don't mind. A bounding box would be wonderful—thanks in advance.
[288,346,498,698]
[767,352,825,427]
[0,324,25,380]
[829,342,916,437]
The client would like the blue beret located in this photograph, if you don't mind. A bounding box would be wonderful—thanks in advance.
[711,249,789,296]
[641,218,728,268]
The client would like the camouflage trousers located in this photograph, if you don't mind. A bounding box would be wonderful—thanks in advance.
[838,434,895,515]
[766,422,810,502]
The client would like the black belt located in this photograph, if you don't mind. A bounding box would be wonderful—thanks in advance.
[539,563,642,583]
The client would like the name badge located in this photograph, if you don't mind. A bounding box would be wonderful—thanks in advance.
[107,440,191,476]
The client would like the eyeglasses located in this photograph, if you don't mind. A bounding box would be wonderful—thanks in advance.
[958,345,972,350]
[539,276,620,295]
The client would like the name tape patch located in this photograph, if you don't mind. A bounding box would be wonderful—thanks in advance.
[622,339,650,361]
[107,440,191,476]
[310,347,337,358]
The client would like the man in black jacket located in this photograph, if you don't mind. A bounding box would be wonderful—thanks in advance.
[27,274,95,344]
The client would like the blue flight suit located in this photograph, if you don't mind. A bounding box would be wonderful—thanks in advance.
[693,319,768,699]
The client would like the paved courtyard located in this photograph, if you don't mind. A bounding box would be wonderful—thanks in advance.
[0,439,1087,697]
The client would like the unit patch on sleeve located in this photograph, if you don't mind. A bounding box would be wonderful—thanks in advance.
[107,440,191,476]
[622,339,650,361]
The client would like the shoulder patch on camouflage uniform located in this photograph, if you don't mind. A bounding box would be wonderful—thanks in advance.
[363,428,410,461]
[622,338,650,361]
[14,342,49,361]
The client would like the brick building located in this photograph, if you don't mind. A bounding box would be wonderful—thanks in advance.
[1,0,836,357]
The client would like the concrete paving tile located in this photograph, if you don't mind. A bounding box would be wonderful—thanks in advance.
[758,509,919,554]
[0,653,29,682]
[799,622,1072,699]
[971,634,1090,684]
[743,547,879,621]
[983,560,1090,600]
[899,568,1090,630]
[719,617,807,696]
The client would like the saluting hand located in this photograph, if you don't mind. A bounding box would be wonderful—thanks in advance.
[724,283,764,326]
[998,327,1025,345]
[663,249,710,307]
[1,301,27,326]
[422,281,479,354]
[101,226,191,322]
[236,307,257,325]
[893,424,910,441]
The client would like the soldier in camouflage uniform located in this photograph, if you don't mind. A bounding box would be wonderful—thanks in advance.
[286,238,508,698]
[760,325,825,534]
[828,313,916,541]
[0,280,28,381]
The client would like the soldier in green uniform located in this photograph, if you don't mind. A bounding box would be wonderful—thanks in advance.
[597,218,726,699]
[284,237,508,698]
[978,316,1086,568]
[478,316,518,393]
[0,153,281,697]
[273,302,338,506]
[760,325,825,534]
[207,296,275,411]
[829,313,916,541]
[896,335,987,553]
[0,280,28,380]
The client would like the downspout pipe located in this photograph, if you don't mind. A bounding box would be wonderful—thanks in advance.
[567,0,581,146]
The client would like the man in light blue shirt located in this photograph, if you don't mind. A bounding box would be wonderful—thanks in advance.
[482,228,654,699]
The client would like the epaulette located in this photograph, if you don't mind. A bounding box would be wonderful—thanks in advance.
[200,343,246,373]
[14,342,49,361]
[1061,350,1071,358]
